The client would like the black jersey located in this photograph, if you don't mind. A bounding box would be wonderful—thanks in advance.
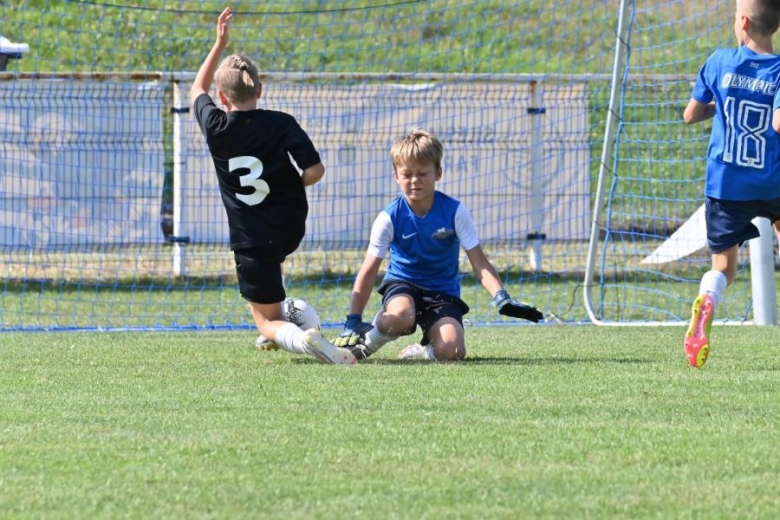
[194,93,321,251]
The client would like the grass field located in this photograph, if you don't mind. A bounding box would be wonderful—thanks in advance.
[2,325,780,518]
[2,3,780,517]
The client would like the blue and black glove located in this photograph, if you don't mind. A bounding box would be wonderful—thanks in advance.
[333,314,374,348]
[492,290,544,323]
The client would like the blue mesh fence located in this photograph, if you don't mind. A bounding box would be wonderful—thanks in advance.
[1,1,750,330]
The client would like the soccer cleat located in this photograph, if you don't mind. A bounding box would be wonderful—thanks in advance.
[684,294,715,368]
[254,334,279,351]
[398,343,428,360]
[303,329,357,365]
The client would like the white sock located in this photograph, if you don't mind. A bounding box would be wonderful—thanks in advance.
[424,345,437,361]
[698,270,727,306]
[363,327,395,356]
[272,322,308,355]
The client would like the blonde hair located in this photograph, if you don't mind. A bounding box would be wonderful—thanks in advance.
[740,0,780,36]
[214,54,261,103]
[390,127,444,170]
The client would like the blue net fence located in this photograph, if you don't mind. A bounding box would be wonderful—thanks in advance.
[0,1,759,330]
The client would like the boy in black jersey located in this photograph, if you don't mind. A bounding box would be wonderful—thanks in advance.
[190,7,356,364]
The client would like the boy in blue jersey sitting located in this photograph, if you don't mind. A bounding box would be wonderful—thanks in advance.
[683,0,780,368]
[333,128,543,361]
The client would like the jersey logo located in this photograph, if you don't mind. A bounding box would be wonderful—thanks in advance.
[402,232,417,239]
[720,72,776,95]
[432,227,455,240]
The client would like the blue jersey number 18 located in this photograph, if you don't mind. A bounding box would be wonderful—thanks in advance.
[723,96,771,169]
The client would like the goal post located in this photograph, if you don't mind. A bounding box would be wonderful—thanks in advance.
[584,0,632,326]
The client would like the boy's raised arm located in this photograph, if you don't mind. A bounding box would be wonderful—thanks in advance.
[190,7,232,104]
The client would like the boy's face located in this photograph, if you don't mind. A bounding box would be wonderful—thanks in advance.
[393,158,442,205]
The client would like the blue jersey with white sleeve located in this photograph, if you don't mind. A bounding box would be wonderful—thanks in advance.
[691,46,780,201]
[366,191,480,298]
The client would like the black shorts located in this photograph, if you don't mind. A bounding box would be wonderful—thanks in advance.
[378,280,470,346]
[705,197,780,254]
[234,247,287,304]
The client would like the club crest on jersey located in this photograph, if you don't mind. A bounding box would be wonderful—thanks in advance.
[432,227,455,240]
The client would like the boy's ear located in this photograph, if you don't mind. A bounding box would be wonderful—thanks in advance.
[436,167,443,180]
[217,89,230,108]
[739,13,750,32]
[256,85,262,99]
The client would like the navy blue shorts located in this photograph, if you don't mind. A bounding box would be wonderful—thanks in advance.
[378,280,470,346]
[705,197,780,254]
[234,247,287,304]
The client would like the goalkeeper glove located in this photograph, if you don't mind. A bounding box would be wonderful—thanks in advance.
[491,290,544,323]
[333,314,374,348]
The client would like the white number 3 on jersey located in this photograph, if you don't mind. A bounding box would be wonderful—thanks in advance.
[229,156,269,206]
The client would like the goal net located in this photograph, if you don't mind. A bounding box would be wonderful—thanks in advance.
[1,1,725,331]
[585,1,777,325]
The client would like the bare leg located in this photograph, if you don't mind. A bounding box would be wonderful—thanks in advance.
[358,294,416,358]
[710,246,739,286]
[425,318,466,361]
[248,301,290,343]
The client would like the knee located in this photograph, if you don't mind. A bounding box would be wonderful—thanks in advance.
[432,339,466,361]
[378,311,416,337]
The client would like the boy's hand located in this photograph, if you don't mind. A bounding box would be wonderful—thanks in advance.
[333,314,373,347]
[216,7,232,48]
[492,290,544,323]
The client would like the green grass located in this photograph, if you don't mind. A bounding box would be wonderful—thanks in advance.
[2,326,780,518]
[3,1,623,74]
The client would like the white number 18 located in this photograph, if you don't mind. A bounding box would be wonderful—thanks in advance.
[723,96,770,169]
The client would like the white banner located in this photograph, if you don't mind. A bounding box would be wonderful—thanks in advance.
[178,81,590,247]
[0,81,165,249]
